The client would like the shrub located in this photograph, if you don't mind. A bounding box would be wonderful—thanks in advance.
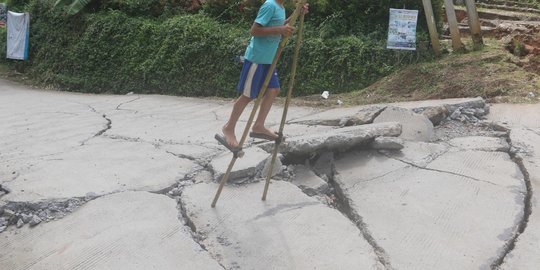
[278,31,434,95]
[97,0,196,17]
[0,27,6,61]
[22,8,248,95]
[201,0,444,37]
[5,0,31,12]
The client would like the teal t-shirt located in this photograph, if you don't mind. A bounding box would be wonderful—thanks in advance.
[244,0,286,64]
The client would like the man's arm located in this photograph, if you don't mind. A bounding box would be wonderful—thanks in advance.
[250,23,294,37]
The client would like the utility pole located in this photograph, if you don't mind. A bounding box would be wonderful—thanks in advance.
[444,0,464,51]
[464,0,483,47]
[422,0,441,56]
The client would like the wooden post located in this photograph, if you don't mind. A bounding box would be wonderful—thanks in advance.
[422,0,441,56]
[464,0,483,47]
[444,0,464,51]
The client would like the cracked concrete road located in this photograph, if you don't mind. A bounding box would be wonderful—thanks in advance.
[1,79,539,270]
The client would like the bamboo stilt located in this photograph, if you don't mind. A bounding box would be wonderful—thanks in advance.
[262,13,305,201]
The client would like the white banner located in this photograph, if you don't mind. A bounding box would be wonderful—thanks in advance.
[7,11,29,60]
[387,8,419,51]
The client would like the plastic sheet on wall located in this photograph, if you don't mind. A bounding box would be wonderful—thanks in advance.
[7,11,29,60]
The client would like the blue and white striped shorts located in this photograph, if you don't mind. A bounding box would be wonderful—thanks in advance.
[236,60,280,99]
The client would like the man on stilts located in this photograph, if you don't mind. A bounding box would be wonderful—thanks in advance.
[216,0,309,151]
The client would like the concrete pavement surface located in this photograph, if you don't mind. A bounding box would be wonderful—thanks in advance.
[1,79,539,269]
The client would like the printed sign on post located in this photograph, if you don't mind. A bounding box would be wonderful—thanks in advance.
[387,8,419,51]
[0,3,7,28]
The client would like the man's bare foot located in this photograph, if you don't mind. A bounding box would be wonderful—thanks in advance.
[222,126,239,149]
[251,125,279,140]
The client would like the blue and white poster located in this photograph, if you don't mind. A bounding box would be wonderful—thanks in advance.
[7,11,29,60]
[387,8,419,50]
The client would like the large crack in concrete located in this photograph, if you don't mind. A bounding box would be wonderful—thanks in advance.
[0,184,10,197]
[165,145,388,269]
[0,195,98,232]
[325,162,395,270]
[142,153,227,269]
[282,152,395,269]
[81,105,113,146]
[115,96,141,111]
[165,150,201,163]
[171,180,228,270]
[490,134,534,269]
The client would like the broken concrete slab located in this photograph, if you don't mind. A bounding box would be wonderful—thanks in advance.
[210,147,273,183]
[427,150,526,189]
[289,98,487,128]
[276,122,401,158]
[370,137,405,150]
[289,105,386,127]
[181,181,382,269]
[271,123,336,139]
[373,106,434,142]
[334,151,409,187]
[254,124,337,153]
[291,165,329,196]
[334,150,526,270]
[488,104,540,129]
[447,136,510,152]
[312,151,334,179]
[0,191,222,270]
[380,140,448,167]
[2,137,195,203]
[422,106,449,125]
[395,97,486,112]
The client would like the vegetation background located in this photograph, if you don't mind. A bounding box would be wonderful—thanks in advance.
[0,0,445,97]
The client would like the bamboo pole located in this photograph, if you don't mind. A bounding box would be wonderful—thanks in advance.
[211,0,306,208]
[422,0,442,56]
[444,0,464,51]
[464,0,484,47]
[262,13,305,201]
